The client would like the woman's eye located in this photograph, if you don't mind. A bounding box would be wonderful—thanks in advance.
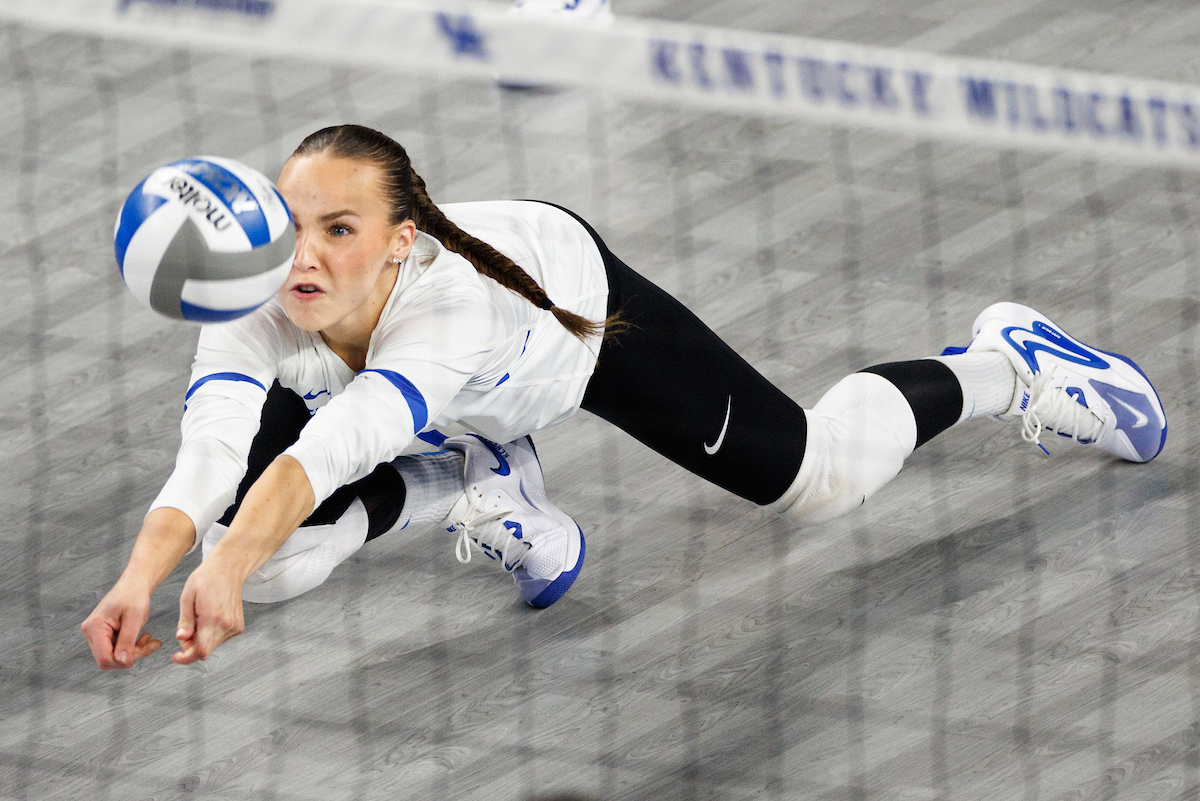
[329,224,351,236]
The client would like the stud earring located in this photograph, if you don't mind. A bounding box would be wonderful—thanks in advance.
[392,257,401,264]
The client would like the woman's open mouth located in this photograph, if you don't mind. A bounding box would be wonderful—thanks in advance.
[291,283,324,299]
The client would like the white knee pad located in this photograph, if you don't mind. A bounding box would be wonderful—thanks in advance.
[201,499,369,603]
[769,372,918,526]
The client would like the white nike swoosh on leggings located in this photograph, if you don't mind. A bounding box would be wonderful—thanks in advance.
[704,396,732,455]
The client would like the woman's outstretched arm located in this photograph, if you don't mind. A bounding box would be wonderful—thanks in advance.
[171,454,315,665]
[80,508,196,669]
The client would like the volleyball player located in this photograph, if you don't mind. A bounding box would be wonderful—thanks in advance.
[80,124,1165,670]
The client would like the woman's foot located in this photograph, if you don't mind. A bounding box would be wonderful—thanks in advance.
[951,302,1166,462]
[442,435,585,608]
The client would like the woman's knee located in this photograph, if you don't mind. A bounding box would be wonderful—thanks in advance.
[201,500,369,604]
[769,373,917,525]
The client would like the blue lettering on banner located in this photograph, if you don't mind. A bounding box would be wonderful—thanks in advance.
[1176,103,1200,149]
[1004,83,1020,127]
[962,77,997,120]
[797,58,825,102]
[1147,98,1169,145]
[639,36,1200,159]
[1023,85,1050,131]
[1119,96,1142,140]
[835,62,857,106]
[722,48,754,91]
[764,52,786,98]
[907,71,934,116]
[436,13,488,61]
[117,0,275,17]
[1053,87,1077,134]
[690,42,713,89]
[867,66,897,109]
[650,40,683,84]
[1084,92,1107,137]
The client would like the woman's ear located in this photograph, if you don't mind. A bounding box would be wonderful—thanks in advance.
[391,219,417,262]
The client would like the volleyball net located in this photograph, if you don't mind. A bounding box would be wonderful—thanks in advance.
[7,0,1200,168]
[4,2,1200,800]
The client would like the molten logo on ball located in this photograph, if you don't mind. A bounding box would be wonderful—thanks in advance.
[114,156,295,323]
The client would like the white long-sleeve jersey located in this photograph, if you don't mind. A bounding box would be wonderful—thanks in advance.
[149,200,608,543]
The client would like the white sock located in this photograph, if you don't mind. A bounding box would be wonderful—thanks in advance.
[930,352,1018,422]
[388,449,466,532]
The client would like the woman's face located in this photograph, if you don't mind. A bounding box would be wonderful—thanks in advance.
[275,154,415,336]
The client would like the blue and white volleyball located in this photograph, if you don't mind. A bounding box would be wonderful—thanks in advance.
[113,157,295,322]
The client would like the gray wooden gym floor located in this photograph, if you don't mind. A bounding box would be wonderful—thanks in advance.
[3,1,1200,799]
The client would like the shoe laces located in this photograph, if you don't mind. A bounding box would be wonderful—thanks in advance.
[448,492,530,572]
[1021,368,1107,454]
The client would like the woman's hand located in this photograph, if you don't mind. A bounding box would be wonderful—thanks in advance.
[169,454,315,664]
[80,508,196,670]
[80,578,163,669]
[172,559,246,664]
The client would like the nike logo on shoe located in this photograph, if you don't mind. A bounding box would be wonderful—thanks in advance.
[1110,395,1149,428]
[467,434,511,476]
[1090,379,1164,460]
[704,396,732,455]
[1002,322,1110,374]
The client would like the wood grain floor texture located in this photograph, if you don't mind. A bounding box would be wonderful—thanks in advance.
[2,1,1199,799]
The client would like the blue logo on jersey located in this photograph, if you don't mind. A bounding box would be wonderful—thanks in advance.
[302,388,331,401]
[467,434,511,476]
[1001,321,1110,375]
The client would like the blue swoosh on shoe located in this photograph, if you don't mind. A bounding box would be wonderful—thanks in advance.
[1089,379,1165,461]
[1001,322,1110,374]
[467,434,511,476]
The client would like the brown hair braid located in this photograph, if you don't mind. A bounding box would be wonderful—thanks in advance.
[292,124,603,341]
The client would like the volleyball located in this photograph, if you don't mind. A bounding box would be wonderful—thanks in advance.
[113,157,295,322]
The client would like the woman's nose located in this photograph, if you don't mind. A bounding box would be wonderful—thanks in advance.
[292,231,318,270]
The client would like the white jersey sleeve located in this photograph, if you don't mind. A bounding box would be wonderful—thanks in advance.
[147,308,284,549]
[283,275,503,509]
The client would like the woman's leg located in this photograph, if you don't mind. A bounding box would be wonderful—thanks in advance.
[205,382,466,602]
[557,205,1018,524]
[579,249,808,505]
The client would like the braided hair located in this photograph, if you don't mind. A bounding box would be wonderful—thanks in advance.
[291,124,602,341]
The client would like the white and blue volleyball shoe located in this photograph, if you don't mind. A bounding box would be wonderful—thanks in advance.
[442,434,585,608]
[947,302,1166,462]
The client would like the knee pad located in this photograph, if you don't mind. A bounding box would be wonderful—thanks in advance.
[201,499,369,604]
[769,372,917,526]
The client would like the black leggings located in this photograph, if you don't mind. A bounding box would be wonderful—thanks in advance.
[217,387,394,529]
[557,206,807,506]
[221,204,810,525]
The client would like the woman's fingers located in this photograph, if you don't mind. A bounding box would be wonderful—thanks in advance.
[112,607,149,668]
[80,615,119,669]
[81,587,154,669]
[133,632,163,660]
[171,621,239,664]
[172,566,245,664]
[175,585,196,643]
